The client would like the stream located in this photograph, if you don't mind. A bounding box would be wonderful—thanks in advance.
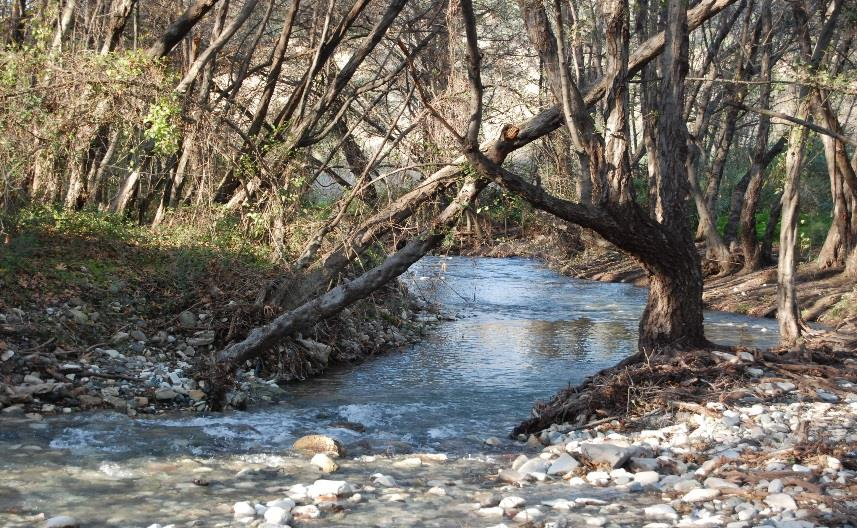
[0,257,781,527]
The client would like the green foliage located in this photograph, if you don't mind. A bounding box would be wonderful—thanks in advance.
[144,94,182,156]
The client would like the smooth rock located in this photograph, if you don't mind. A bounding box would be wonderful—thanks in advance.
[548,453,580,475]
[634,471,661,486]
[518,457,550,475]
[498,468,525,484]
[764,493,798,510]
[45,516,79,528]
[310,453,339,473]
[293,434,345,456]
[579,442,635,468]
[307,480,352,498]
[682,488,721,503]
[499,496,526,510]
[263,506,291,524]
[233,502,256,517]
[644,504,678,520]
[513,507,544,523]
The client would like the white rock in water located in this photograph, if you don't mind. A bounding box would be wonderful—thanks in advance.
[547,453,580,475]
[764,493,798,510]
[263,506,291,524]
[643,504,678,520]
[584,516,607,526]
[45,516,79,528]
[518,457,550,475]
[308,479,353,498]
[265,498,295,511]
[427,486,447,496]
[682,488,721,503]
[310,453,339,473]
[498,496,526,509]
[371,473,398,487]
[513,507,544,523]
[233,502,256,517]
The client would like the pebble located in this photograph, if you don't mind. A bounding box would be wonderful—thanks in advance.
[45,517,79,528]
[498,496,526,509]
[764,493,798,510]
[233,502,256,517]
[644,504,678,520]
[682,488,720,502]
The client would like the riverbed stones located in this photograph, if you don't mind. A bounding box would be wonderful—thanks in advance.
[45,516,79,528]
[293,434,345,457]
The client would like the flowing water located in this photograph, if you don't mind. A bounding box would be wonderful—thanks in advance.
[0,257,780,527]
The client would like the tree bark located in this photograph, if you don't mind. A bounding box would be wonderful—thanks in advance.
[146,0,222,58]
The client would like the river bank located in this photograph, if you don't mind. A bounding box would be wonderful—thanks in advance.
[5,346,855,527]
[0,209,434,418]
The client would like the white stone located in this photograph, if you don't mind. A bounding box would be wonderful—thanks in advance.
[427,486,447,496]
[265,498,295,510]
[644,504,678,520]
[45,517,79,528]
[634,471,661,486]
[584,516,607,526]
[307,479,353,498]
[263,506,291,525]
[371,473,398,487]
[585,471,610,486]
[764,493,798,510]
[513,507,545,523]
[548,453,580,475]
[499,496,526,509]
[233,502,256,517]
[310,453,339,473]
[682,488,721,503]
[703,477,739,489]
[518,457,551,475]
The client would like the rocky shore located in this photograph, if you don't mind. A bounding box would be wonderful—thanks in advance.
[0,281,432,419]
[17,349,854,528]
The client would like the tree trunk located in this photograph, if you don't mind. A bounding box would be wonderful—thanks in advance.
[778,104,809,345]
